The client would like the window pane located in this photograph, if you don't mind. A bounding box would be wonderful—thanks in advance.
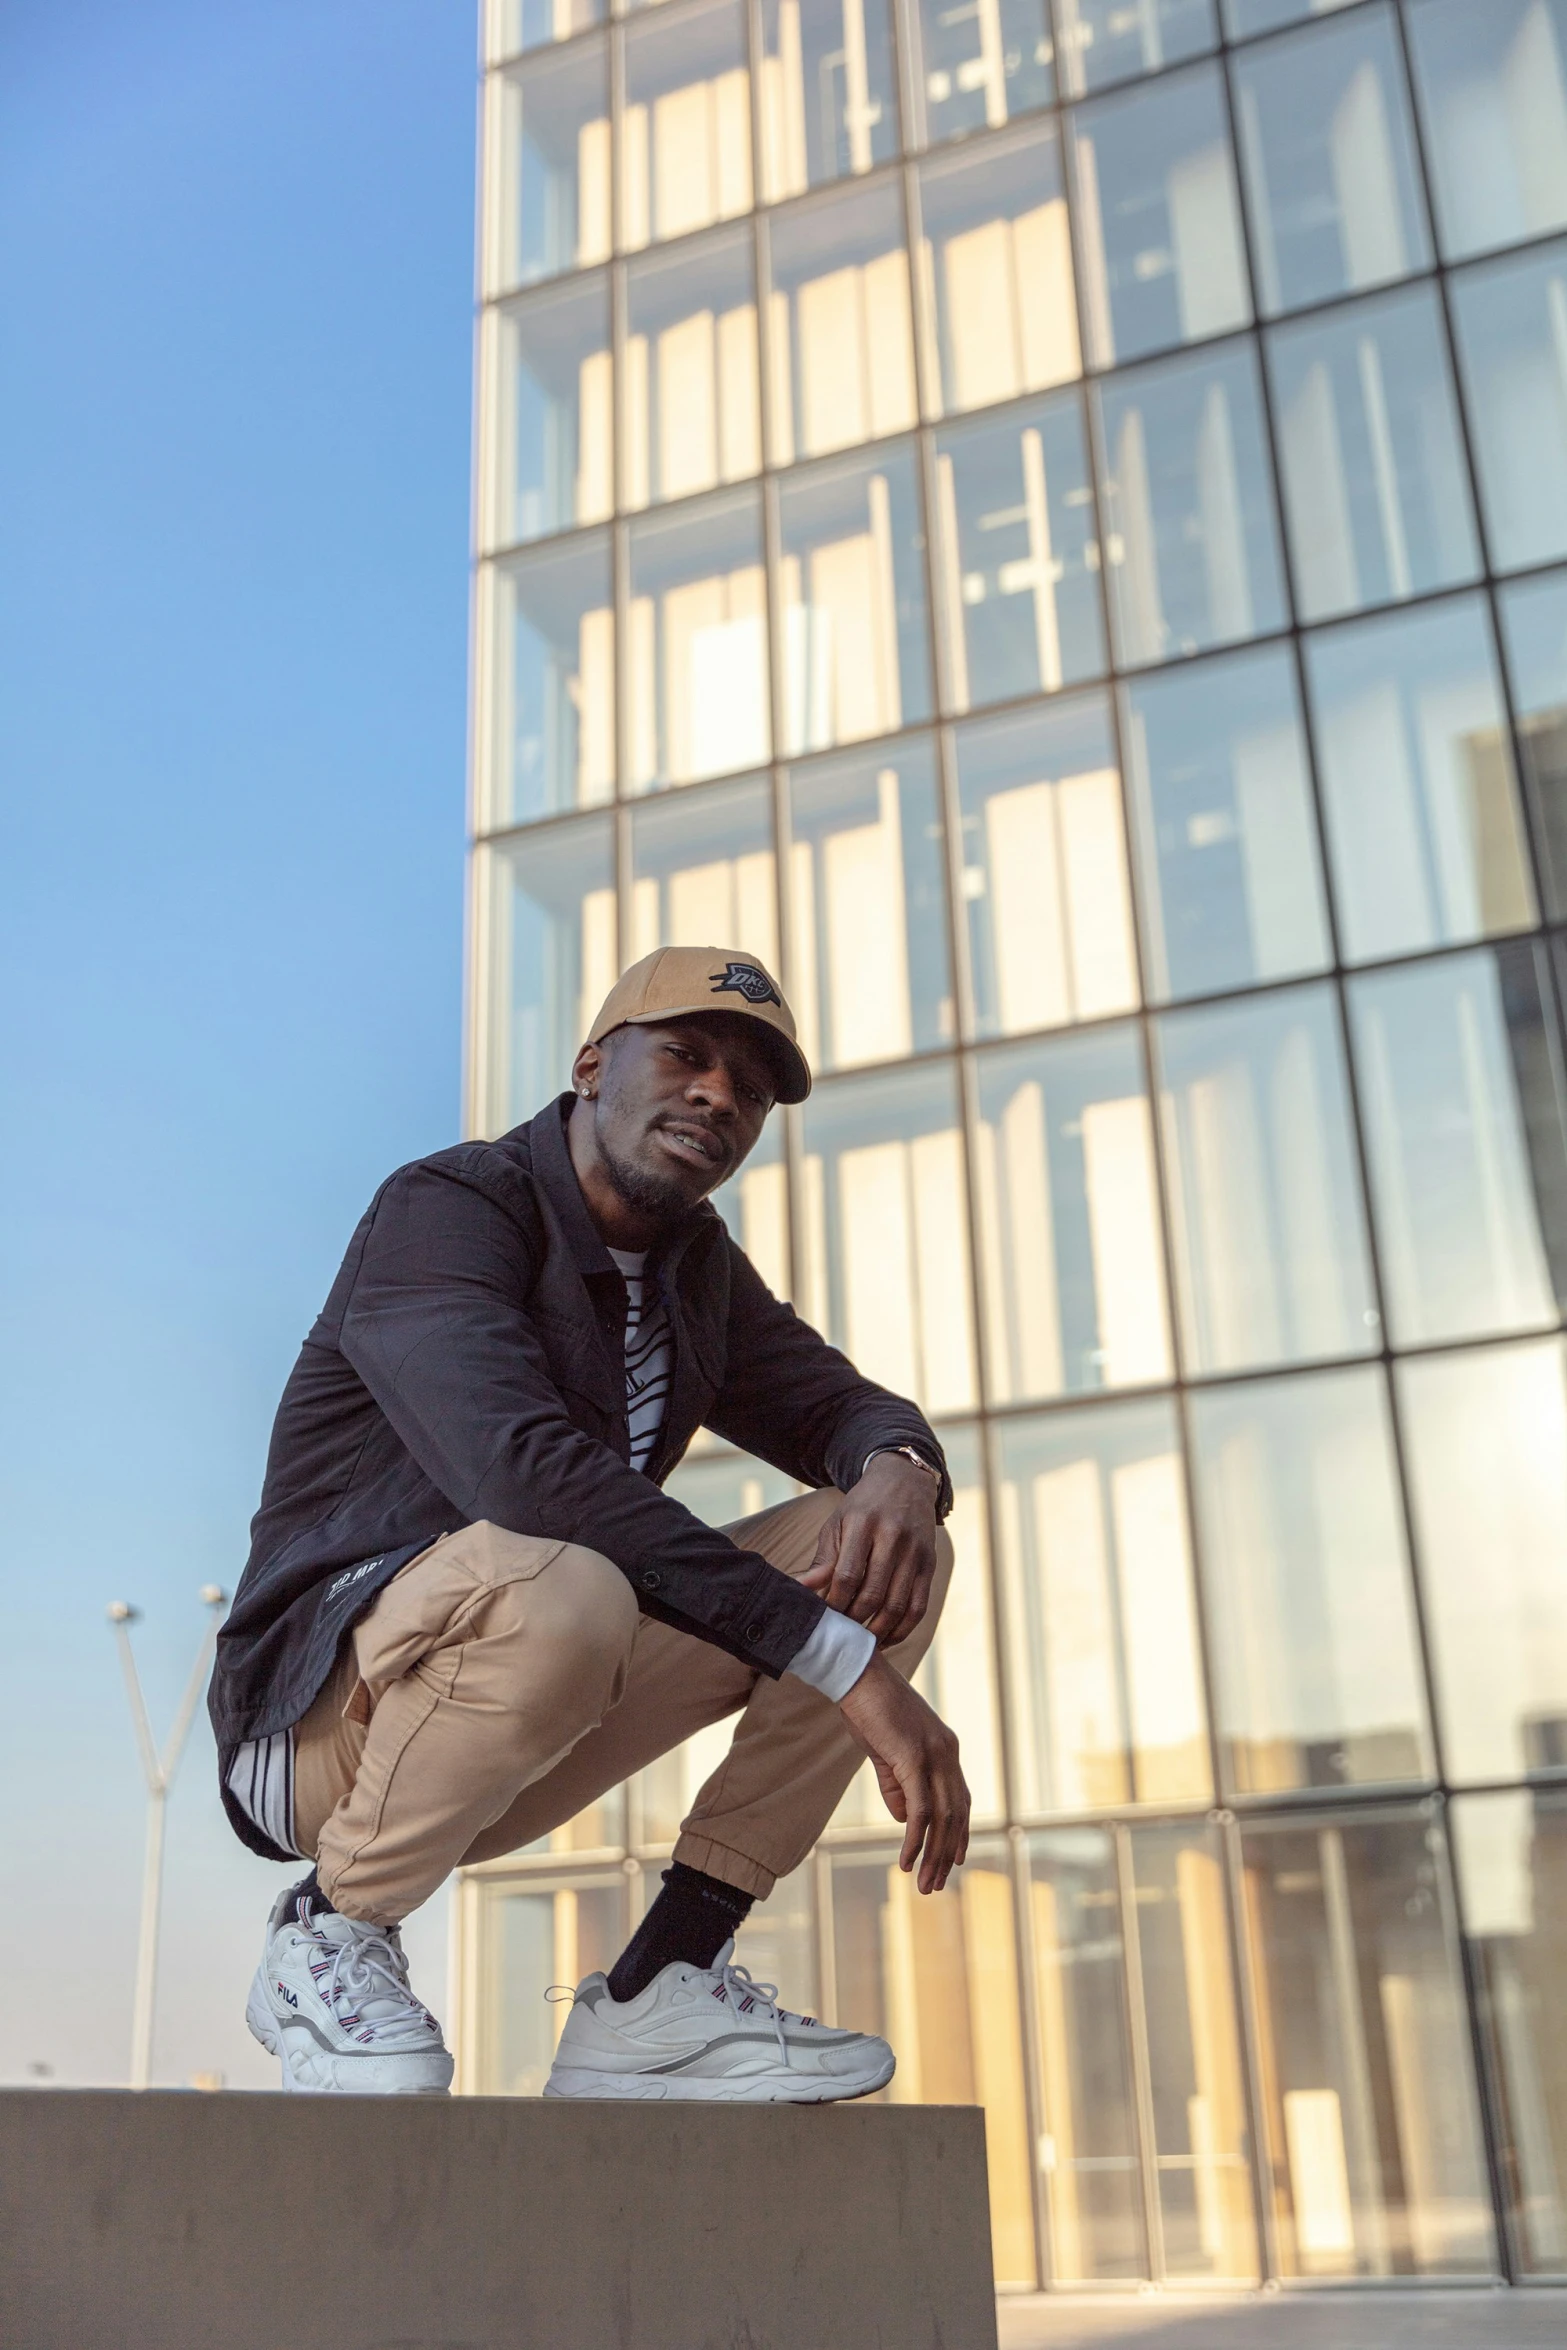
[1188,1367,1431,1795]
[798,1060,977,1413]
[1122,644,1330,1003]
[626,489,769,790]
[710,1113,791,1297]
[918,1426,1005,1821]
[518,1783,626,1858]
[757,0,900,198]
[486,41,611,293]
[1501,569,1567,918]
[1096,342,1286,668]
[1405,0,1567,263]
[776,443,931,754]
[1129,1824,1257,2279]
[1267,286,1480,623]
[1453,1788,1567,2276]
[628,773,776,967]
[828,1845,1037,2287]
[1222,0,1360,31]
[620,0,752,251]
[1232,5,1429,318]
[934,392,1106,711]
[473,1876,627,2092]
[1401,1339,1567,1784]
[486,0,604,60]
[903,0,1054,149]
[485,279,612,552]
[764,181,917,466]
[916,126,1081,418]
[784,737,953,1071]
[1154,983,1378,1375]
[838,1426,1006,1824]
[973,1025,1174,1403]
[1239,1813,1494,2277]
[1306,597,1534,964]
[993,1399,1210,1813]
[481,535,615,827]
[953,694,1140,1038]
[477,816,617,1130]
[1349,946,1567,1346]
[623,228,760,511]
[1450,239,1567,575]
[1026,1830,1144,2282]
[1069,64,1250,370]
[1057,0,1216,98]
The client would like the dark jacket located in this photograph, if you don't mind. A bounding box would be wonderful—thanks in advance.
[211,1094,949,1856]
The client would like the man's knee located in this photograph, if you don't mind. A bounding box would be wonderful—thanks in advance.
[461,1523,638,1647]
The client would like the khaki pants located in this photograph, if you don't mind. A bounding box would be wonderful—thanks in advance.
[294,1489,954,1925]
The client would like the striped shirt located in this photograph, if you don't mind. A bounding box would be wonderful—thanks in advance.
[608,1247,672,1474]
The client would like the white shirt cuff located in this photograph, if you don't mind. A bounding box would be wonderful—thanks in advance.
[786,1608,877,1702]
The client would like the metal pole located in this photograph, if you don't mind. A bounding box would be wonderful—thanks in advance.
[129,1784,166,2092]
[108,1587,227,2091]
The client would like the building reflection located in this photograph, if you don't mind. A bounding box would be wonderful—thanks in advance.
[462,0,1567,2295]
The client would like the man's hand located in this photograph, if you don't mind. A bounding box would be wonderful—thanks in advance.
[839,1654,970,1893]
[799,1451,938,1646]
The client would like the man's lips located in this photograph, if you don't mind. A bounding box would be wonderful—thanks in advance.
[654,1121,731,1171]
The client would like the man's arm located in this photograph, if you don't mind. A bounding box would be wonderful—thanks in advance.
[705,1241,951,1512]
[335,1162,824,1677]
[706,1242,950,1647]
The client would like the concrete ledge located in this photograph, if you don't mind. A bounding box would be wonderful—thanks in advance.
[998,2288,1567,2350]
[0,2089,997,2350]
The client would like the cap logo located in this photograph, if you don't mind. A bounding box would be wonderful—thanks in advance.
[710,960,781,1008]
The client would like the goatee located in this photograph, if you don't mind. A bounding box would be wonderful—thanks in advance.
[598,1134,692,1226]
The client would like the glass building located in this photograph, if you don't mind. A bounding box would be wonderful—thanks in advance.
[459,0,1567,2295]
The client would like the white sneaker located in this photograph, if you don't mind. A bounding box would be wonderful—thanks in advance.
[543,1938,895,2104]
[246,1883,454,2095]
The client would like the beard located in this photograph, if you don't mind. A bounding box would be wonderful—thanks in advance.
[596,1122,698,1226]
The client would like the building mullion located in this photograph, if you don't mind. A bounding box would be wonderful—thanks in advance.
[1115,1819,1169,2285]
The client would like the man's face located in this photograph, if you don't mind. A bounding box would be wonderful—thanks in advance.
[576,1016,776,1224]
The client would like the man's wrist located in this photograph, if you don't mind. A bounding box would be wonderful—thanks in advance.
[862,1444,941,1493]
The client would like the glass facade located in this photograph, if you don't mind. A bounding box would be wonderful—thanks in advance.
[464,0,1567,2292]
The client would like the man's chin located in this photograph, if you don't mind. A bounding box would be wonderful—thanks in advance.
[602,1143,709,1223]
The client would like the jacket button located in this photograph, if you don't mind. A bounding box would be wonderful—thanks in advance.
[744,1624,762,1644]
[642,1571,661,1591]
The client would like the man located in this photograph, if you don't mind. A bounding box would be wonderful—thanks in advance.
[212,946,970,2099]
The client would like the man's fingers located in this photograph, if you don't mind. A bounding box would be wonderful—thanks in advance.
[828,1515,874,1613]
[898,1802,930,1877]
[801,1511,842,1590]
[867,1552,927,1644]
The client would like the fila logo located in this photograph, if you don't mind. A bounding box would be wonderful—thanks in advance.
[709,960,781,1008]
[277,1983,299,2008]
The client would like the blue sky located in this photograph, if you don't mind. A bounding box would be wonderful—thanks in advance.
[0,1,477,2084]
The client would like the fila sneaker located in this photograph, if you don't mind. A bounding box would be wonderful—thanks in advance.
[246,1882,454,2095]
[543,1938,895,2103]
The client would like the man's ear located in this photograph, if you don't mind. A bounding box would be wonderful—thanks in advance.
[570,1040,606,1099]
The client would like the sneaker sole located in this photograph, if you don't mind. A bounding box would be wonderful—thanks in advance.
[245,1966,452,2097]
[542,2051,896,2104]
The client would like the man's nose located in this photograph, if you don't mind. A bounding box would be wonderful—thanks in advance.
[687,1064,737,1117]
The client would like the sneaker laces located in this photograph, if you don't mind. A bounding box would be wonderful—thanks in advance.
[717,1959,790,2065]
[303,1903,425,2041]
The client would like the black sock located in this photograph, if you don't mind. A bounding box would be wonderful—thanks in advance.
[287,1869,335,1924]
[606,1863,753,2003]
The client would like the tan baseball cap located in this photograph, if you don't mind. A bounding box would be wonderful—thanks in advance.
[584,946,811,1104]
